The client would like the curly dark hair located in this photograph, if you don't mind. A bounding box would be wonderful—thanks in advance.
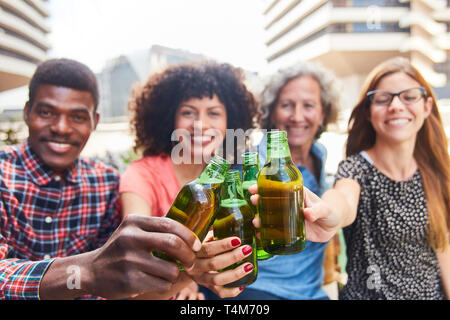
[129,62,258,157]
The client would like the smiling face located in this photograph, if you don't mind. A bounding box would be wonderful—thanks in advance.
[368,72,432,146]
[270,76,325,150]
[24,84,99,172]
[173,94,227,163]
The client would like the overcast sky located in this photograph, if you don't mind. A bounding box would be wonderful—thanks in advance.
[47,0,269,74]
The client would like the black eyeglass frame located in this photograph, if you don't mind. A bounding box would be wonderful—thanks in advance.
[366,87,426,106]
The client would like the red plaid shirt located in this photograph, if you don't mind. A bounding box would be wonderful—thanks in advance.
[0,139,121,299]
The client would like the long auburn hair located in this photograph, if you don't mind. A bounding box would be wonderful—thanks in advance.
[346,57,450,250]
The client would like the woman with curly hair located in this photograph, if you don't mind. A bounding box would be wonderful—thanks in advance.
[119,62,258,299]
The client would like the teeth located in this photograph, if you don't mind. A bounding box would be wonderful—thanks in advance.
[48,142,72,151]
[387,119,409,125]
[193,136,211,141]
[288,127,308,131]
[49,142,71,148]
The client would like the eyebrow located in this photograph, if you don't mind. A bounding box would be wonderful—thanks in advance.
[180,104,225,110]
[35,101,91,114]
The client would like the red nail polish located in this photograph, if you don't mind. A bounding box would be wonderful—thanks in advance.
[239,287,245,291]
[242,245,252,255]
[231,238,241,247]
[244,264,254,272]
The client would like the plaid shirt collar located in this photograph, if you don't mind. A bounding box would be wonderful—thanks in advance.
[21,138,82,186]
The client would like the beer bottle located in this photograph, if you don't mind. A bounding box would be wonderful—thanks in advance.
[213,170,257,287]
[242,151,272,260]
[257,130,305,255]
[153,155,230,263]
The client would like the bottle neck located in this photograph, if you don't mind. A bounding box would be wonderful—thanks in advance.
[267,137,292,160]
[242,152,260,183]
[220,171,246,207]
[196,156,230,184]
[242,164,259,183]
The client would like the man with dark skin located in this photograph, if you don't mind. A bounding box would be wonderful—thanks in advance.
[0,59,254,300]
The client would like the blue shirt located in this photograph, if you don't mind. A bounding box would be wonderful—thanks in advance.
[247,135,330,300]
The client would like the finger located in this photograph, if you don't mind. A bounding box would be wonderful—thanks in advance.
[129,215,202,252]
[303,207,318,223]
[248,184,258,195]
[193,245,252,273]
[250,194,259,206]
[303,187,320,208]
[176,291,188,300]
[196,237,241,258]
[200,262,254,287]
[189,291,198,300]
[129,270,176,297]
[252,216,260,229]
[136,230,197,269]
[208,285,244,299]
[203,230,215,243]
[197,292,205,300]
[128,250,181,283]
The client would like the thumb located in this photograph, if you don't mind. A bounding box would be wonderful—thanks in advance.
[303,186,321,208]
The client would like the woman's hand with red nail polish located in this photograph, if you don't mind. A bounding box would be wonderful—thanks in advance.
[185,236,252,298]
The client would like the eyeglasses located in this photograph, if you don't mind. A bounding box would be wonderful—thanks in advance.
[367,87,426,107]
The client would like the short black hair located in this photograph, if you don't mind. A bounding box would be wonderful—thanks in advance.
[28,58,99,111]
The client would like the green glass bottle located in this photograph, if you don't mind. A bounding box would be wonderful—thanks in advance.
[213,170,257,287]
[241,151,272,260]
[257,130,305,255]
[153,155,230,264]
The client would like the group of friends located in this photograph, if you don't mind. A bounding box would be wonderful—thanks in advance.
[0,55,449,300]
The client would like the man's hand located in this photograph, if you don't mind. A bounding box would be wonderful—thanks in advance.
[40,214,201,300]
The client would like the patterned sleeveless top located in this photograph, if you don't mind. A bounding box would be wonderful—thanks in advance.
[335,152,445,300]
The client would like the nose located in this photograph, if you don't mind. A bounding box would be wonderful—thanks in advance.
[50,115,73,136]
[195,111,212,131]
[387,95,405,112]
[290,104,305,122]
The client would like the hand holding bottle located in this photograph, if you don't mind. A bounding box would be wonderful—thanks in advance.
[185,233,255,298]
[248,184,340,243]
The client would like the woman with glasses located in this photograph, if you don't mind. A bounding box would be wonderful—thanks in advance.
[308,57,450,299]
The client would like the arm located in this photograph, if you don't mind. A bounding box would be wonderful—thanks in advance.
[0,238,55,300]
[321,178,360,229]
[1,198,55,300]
[301,178,360,242]
[437,245,450,299]
[121,192,152,218]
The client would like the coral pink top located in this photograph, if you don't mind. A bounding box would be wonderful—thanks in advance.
[119,155,181,217]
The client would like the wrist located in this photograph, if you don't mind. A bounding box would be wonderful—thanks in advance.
[39,252,94,300]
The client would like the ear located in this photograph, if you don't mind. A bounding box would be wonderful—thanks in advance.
[93,112,100,130]
[23,102,31,125]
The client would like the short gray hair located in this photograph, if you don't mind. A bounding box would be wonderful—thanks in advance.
[258,60,342,139]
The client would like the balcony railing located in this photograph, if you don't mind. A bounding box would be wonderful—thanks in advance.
[267,22,410,62]
[331,0,410,7]
[329,22,410,33]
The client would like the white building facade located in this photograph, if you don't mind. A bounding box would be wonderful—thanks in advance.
[0,0,50,93]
